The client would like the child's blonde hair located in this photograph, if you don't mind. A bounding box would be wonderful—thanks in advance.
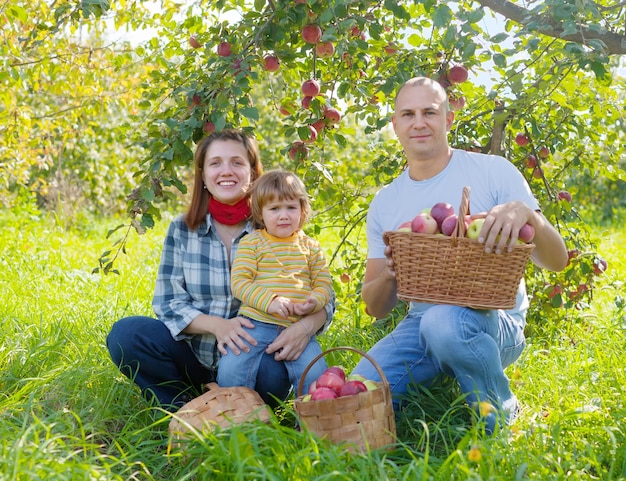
[249,169,310,230]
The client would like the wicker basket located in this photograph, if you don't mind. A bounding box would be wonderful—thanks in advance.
[383,186,535,310]
[294,347,396,453]
[169,383,271,439]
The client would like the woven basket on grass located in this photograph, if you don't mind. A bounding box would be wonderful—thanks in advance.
[383,186,535,310]
[168,383,271,439]
[294,346,396,453]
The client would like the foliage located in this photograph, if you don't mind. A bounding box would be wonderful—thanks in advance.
[1,207,625,479]
[2,0,625,316]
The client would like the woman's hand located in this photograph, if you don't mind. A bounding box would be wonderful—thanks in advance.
[186,314,258,356]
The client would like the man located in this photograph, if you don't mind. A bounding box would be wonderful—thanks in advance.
[351,77,567,433]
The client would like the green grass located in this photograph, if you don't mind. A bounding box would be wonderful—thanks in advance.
[1,207,625,480]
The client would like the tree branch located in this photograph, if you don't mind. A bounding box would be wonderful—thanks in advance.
[475,0,626,55]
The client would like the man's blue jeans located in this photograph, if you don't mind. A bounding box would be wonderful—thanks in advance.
[352,304,525,423]
[106,316,292,411]
[217,319,327,396]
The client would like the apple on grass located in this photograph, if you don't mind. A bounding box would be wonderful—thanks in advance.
[411,212,438,234]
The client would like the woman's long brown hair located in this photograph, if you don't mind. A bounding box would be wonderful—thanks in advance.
[185,129,263,230]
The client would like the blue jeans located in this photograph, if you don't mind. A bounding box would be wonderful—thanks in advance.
[217,319,327,396]
[106,316,292,411]
[352,305,525,421]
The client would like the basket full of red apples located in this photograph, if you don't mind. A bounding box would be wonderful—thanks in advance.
[294,347,396,453]
[383,186,535,310]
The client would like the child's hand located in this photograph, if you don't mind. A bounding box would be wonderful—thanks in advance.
[268,296,293,319]
[291,297,316,316]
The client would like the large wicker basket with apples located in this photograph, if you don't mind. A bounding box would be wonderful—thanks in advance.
[294,347,396,453]
[383,186,535,310]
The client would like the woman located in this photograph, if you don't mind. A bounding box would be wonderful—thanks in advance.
[106,129,334,411]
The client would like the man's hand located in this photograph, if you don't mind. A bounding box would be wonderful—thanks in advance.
[472,201,535,254]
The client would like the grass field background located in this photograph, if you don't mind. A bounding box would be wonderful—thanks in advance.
[1,206,624,480]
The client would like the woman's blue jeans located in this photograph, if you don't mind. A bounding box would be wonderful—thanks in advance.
[352,305,525,422]
[106,316,291,411]
[217,319,327,396]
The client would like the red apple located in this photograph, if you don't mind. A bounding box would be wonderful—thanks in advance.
[384,42,398,54]
[441,214,461,236]
[289,141,308,161]
[448,94,466,111]
[339,380,367,397]
[315,41,334,57]
[323,107,341,124]
[324,366,346,381]
[340,273,351,283]
[302,24,322,44]
[515,133,530,146]
[538,146,550,159]
[310,387,338,401]
[547,285,563,299]
[525,155,537,169]
[411,212,438,234]
[189,35,201,49]
[301,96,312,109]
[519,223,535,243]
[532,167,543,179]
[202,121,215,134]
[304,125,318,143]
[430,202,455,228]
[217,41,232,57]
[315,371,345,394]
[312,119,325,135]
[593,257,608,275]
[308,380,317,394]
[301,79,320,97]
[448,65,468,84]
[397,221,412,232]
[557,190,572,202]
[263,55,280,72]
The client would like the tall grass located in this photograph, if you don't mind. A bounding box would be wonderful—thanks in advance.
[1,206,625,480]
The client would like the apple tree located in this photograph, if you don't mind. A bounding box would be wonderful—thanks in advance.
[3,0,624,326]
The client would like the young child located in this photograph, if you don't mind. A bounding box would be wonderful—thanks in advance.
[217,169,333,396]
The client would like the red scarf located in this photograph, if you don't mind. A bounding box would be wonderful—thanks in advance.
[208,196,251,225]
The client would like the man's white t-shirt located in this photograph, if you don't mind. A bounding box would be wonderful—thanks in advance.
[367,149,540,320]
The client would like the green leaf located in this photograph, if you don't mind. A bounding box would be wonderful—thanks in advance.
[490,32,509,44]
[240,106,259,120]
[433,5,453,28]
[492,53,507,68]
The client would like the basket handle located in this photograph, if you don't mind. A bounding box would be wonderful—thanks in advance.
[296,346,392,402]
[452,186,471,242]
